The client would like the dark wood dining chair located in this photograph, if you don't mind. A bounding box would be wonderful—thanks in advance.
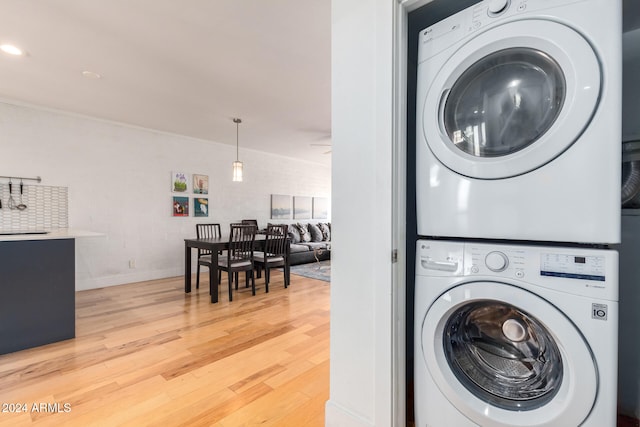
[195,223,222,290]
[241,219,258,228]
[218,224,257,301]
[253,224,289,292]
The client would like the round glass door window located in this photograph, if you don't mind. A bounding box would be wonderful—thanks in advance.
[444,300,563,410]
[443,48,566,158]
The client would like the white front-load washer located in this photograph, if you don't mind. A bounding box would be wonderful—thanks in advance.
[416,0,622,244]
[414,239,618,427]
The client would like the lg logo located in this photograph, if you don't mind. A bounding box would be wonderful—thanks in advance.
[592,303,608,321]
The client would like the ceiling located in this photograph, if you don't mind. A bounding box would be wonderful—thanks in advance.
[0,0,332,166]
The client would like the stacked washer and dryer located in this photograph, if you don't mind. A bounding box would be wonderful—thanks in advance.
[414,0,622,426]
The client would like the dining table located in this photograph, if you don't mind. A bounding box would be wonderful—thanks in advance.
[184,234,289,303]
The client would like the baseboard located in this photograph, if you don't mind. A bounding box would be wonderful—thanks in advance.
[75,267,181,290]
[325,400,374,427]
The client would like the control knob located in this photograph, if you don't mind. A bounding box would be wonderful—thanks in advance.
[488,0,509,14]
[485,251,509,272]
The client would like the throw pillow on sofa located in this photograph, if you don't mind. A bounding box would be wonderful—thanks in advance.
[318,223,331,241]
[288,224,301,243]
[308,223,323,242]
[295,223,312,242]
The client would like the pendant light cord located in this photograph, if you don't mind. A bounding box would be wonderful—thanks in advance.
[233,117,242,161]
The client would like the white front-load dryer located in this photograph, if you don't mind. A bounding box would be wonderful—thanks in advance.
[416,0,622,244]
[414,239,618,427]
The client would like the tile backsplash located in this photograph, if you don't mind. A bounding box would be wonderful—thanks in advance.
[0,184,69,231]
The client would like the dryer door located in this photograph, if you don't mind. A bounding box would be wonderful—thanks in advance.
[421,20,600,179]
[421,281,597,427]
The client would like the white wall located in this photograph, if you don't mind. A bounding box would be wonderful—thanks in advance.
[326,0,397,425]
[0,101,331,290]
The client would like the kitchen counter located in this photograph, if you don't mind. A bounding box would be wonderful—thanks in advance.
[0,228,102,242]
[0,229,101,355]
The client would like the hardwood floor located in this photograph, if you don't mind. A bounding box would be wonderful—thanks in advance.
[0,271,330,426]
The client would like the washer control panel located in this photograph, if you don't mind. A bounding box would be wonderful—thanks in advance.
[466,244,526,278]
[417,240,618,301]
[540,253,605,281]
[485,251,509,272]
[416,240,464,277]
[488,0,510,15]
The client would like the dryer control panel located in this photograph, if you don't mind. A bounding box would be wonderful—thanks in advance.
[418,0,588,63]
[416,240,618,301]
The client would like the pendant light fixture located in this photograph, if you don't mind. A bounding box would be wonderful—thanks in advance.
[232,118,243,182]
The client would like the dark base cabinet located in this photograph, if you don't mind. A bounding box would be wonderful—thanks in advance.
[0,239,75,355]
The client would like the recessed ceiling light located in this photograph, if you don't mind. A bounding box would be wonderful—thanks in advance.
[82,70,101,79]
[0,44,24,56]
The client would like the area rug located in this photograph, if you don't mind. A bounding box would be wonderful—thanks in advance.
[285,260,331,283]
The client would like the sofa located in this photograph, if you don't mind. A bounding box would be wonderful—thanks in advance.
[287,222,331,265]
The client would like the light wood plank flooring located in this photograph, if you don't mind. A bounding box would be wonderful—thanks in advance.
[0,271,330,426]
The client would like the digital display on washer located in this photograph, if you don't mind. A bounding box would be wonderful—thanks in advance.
[540,253,605,281]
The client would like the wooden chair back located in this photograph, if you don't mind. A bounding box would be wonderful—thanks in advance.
[241,219,258,227]
[264,224,288,257]
[196,223,221,256]
[228,224,257,262]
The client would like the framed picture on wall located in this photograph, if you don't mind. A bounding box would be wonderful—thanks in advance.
[313,197,329,219]
[193,174,209,194]
[293,196,312,219]
[194,198,208,217]
[271,194,291,219]
[171,171,189,192]
[172,197,189,217]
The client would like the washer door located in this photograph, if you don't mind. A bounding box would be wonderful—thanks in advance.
[421,20,600,179]
[421,281,597,427]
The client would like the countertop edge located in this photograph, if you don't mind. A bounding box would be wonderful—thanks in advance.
[0,229,104,242]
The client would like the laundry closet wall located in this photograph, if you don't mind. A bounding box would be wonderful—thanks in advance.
[618,6,640,418]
